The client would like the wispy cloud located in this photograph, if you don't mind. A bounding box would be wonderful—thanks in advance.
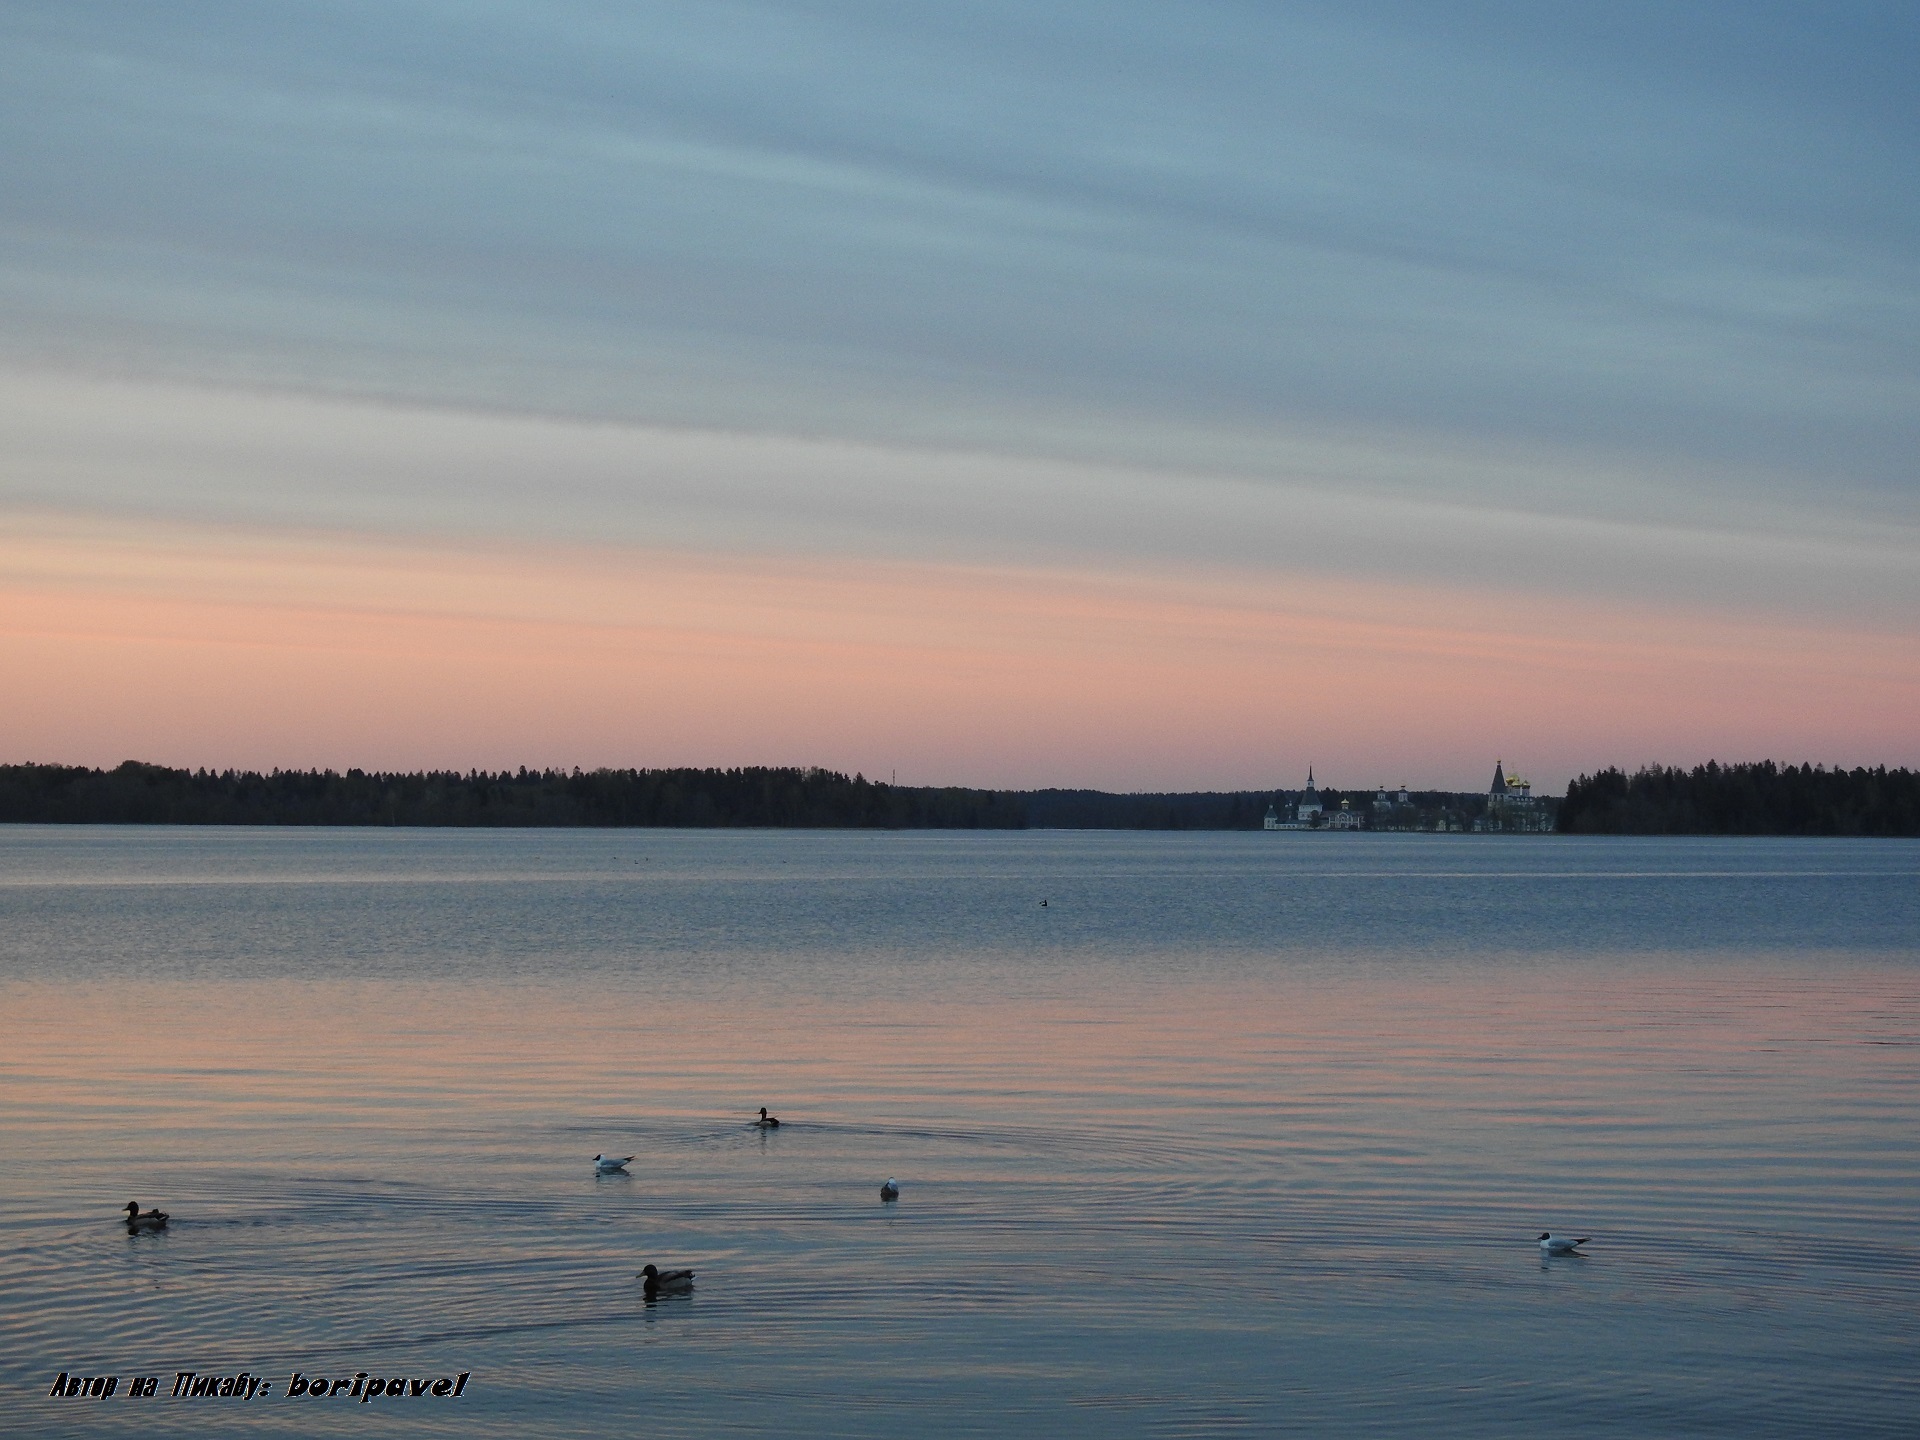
[6,3,1915,498]
[6,372,1914,624]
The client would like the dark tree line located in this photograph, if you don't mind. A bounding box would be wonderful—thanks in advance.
[1023,789,1272,829]
[0,762,1023,829]
[0,762,1497,831]
[32,759,1911,834]
[1557,761,1920,836]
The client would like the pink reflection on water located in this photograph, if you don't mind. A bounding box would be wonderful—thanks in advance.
[5,960,1915,1195]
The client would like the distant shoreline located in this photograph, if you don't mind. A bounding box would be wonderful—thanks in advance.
[0,761,1488,833]
[3,760,1914,836]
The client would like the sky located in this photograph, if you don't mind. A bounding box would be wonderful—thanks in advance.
[2,0,1916,792]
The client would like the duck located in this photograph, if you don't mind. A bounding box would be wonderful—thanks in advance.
[123,1202,169,1230]
[638,1263,695,1296]
[754,1107,780,1128]
[879,1178,900,1200]
[594,1154,634,1173]
[1538,1232,1590,1254]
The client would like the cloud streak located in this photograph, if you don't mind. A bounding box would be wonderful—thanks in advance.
[7,372,1915,627]
[6,3,1915,498]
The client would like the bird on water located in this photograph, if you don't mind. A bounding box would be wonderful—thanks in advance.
[1538,1232,1590,1254]
[594,1154,634,1173]
[124,1202,168,1230]
[880,1178,900,1200]
[639,1263,695,1296]
[754,1107,781,1128]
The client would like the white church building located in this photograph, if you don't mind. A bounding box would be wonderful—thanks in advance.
[1264,769,1350,829]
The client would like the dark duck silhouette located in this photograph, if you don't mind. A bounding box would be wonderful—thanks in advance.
[124,1202,168,1230]
[638,1263,695,1297]
[754,1107,780,1128]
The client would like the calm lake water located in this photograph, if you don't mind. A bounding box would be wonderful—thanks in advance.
[2,826,1917,1437]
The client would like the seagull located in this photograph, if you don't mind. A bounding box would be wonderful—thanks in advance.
[880,1178,900,1200]
[123,1202,169,1230]
[754,1107,780,1128]
[638,1263,695,1296]
[1538,1232,1590,1254]
[594,1154,634,1173]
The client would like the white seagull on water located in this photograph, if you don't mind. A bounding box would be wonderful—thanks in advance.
[1538,1232,1590,1254]
[594,1154,634,1173]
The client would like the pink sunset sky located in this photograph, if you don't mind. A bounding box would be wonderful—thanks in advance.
[3,7,1916,793]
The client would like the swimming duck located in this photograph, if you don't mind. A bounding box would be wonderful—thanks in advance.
[754,1107,780,1128]
[638,1263,695,1296]
[594,1154,634,1173]
[1538,1232,1590,1254]
[124,1202,169,1230]
[879,1178,900,1200]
